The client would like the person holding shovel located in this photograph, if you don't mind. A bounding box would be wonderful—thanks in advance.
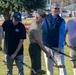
[65,17,76,75]
[41,2,67,75]
[28,9,51,75]
[2,12,26,75]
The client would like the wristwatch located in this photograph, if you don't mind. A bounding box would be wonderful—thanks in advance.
[14,52,17,54]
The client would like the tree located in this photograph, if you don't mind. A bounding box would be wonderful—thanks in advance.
[0,0,24,20]
[0,0,46,20]
[24,0,46,13]
[52,0,76,7]
[51,0,71,8]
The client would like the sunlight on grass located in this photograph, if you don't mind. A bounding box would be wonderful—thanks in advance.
[0,35,73,75]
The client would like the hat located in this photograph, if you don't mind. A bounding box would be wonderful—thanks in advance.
[37,9,46,18]
[13,12,21,21]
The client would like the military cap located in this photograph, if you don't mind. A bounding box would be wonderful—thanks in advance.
[37,9,46,18]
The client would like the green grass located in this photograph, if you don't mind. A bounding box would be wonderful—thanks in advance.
[0,18,35,25]
[0,35,73,75]
[0,18,74,75]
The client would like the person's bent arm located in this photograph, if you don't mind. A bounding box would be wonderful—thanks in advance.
[59,21,65,48]
[11,39,24,59]
[37,39,50,58]
[31,29,51,58]
[11,24,26,59]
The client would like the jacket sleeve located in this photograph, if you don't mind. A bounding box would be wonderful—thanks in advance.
[58,21,65,48]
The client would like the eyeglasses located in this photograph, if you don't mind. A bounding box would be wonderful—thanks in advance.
[54,8,60,10]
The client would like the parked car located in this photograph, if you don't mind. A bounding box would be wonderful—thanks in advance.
[21,12,26,19]
[61,10,67,17]
[25,13,34,18]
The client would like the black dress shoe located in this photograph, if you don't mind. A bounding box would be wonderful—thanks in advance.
[36,69,46,74]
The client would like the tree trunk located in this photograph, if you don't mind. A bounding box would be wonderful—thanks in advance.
[3,8,11,20]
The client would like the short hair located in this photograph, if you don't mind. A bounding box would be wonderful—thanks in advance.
[50,2,59,8]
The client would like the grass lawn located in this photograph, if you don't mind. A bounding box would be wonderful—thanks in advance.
[0,35,73,75]
[0,17,74,75]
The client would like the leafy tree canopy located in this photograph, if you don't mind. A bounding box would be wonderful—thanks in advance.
[0,0,46,20]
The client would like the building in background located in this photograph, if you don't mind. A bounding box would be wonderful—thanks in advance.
[63,3,76,17]
[45,0,51,11]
